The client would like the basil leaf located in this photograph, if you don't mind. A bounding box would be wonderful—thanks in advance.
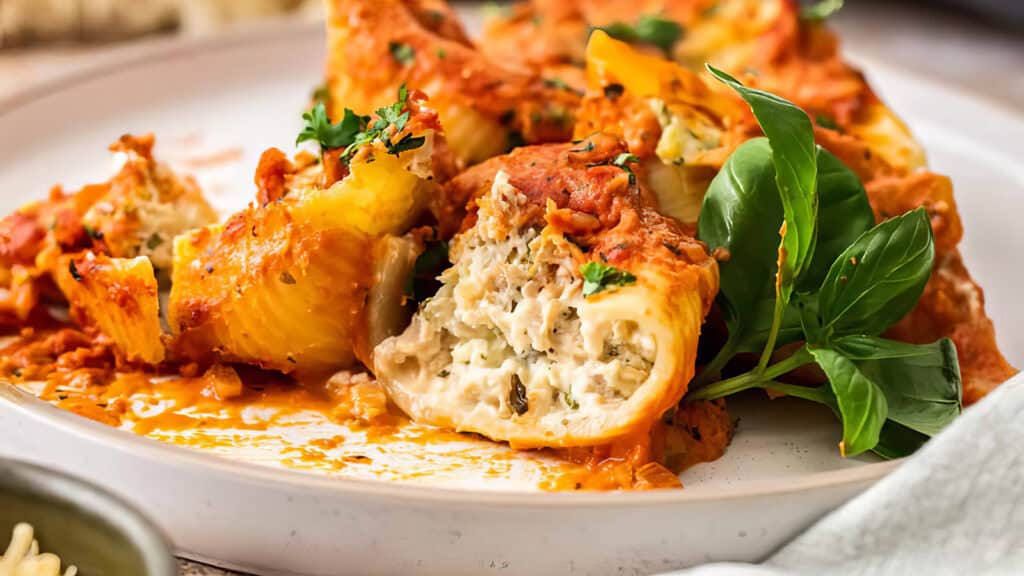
[873,421,929,460]
[795,292,822,344]
[819,208,934,338]
[813,382,930,459]
[831,333,947,360]
[389,42,416,66]
[707,65,818,299]
[735,294,805,353]
[698,138,781,346]
[811,347,888,457]
[799,147,874,290]
[833,335,961,436]
[698,140,867,353]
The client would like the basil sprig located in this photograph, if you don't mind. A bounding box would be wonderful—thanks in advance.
[706,66,819,372]
[688,70,961,458]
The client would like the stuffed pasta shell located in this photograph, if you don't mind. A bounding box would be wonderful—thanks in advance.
[374,134,719,448]
[168,96,444,375]
[576,30,745,225]
[481,0,925,179]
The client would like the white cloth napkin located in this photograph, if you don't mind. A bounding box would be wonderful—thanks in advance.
[665,375,1024,576]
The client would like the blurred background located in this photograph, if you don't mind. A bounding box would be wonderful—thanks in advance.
[0,0,1021,110]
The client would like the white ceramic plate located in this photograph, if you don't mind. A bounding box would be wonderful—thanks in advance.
[0,19,1021,576]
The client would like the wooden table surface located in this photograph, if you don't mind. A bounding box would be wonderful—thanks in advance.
[0,3,1019,575]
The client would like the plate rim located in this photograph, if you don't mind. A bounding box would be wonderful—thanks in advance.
[1,17,1019,507]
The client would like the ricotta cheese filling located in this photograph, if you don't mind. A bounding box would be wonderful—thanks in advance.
[649,98,723,166]
[376,172,657,431]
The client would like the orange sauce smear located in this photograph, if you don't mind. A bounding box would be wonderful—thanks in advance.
[0,326,729,491]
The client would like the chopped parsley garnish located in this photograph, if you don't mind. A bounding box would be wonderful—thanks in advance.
[297,84,426,163]
[614,152,639,166]
[509,374,529,415]
[595,16,684,56]
[569,140,595,153]
[145,233,163,250]
[542,77,582,95]
[580,261,636,296]
[386,132,427,156]
[564,391,579,410]
[815,113,842,132]
[297,102,368,150]
[614,152,640,186]
[310,82,330,107]
[389,42,416,66]
[587,152,640,186]
[801,0,844,21]
[603,83,625,100]
[83,224,103,240]
[436,47,447,60]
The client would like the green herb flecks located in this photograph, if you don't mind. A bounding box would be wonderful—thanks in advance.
[589,153,640,186]
[580,261,636,297]
[595,16,684,56]
[297,102,367,150]
[311,82,330,107]
[815,113,841,132]
[569,140,596,153]
[614,153,640,186]
[389,42,416,66]
[509,374,529,415]
[801,0,844,21]
[297,84,426,164]
[564,391,580,410]
[543,77,583,96]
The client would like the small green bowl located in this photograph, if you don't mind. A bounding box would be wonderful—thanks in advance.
[0,458,176,576]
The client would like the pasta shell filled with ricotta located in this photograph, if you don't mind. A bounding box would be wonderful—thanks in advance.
[168,99,444,375]
[576,30,745,226]
[324,0,579,168]
[374,134,719,448]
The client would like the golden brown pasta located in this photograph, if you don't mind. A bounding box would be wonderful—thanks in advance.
[53,253,164,365]
[169,114,441,374]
